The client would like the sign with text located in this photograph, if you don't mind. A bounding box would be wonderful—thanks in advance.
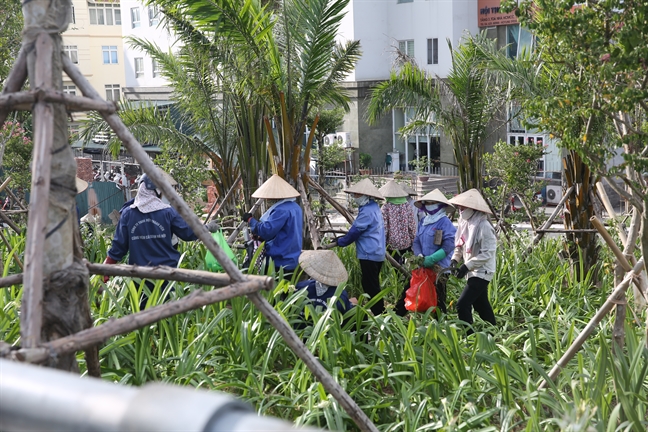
[478,0,519,27]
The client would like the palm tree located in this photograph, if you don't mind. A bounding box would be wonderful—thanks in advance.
[368,32,509,192]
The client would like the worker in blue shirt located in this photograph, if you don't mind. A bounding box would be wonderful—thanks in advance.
[295,250,354,317]
[329,178,386,315]
[395,189,456,316]
[104,172,218,309]
[242,174,303,275]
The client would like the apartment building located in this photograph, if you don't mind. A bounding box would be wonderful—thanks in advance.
[62,0,126,136]
[337,0,480,172]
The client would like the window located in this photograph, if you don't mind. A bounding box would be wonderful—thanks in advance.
[152,58,160,78]
[63,85,77,96]
[397,0,413,3]
[134,58,144,78]
[102,46,118,64]
[131,7,141,28]
[63,45,78,64]
[89,2,121,26]
[427,38,438,64]
[105,84,120,101]
[149,5,159,26]
[398,40,414,58]
[69,6,75,24]
[506,24,534,59]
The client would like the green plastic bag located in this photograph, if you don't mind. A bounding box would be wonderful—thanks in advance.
[205,230,238,272]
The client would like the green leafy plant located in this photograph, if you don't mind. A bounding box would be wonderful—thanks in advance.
[359,152,372,169]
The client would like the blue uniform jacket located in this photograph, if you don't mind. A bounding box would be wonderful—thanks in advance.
[412,216,456,268]
[108,206,197,267]
[295,279,353,314]
[337,200,385,261]
[249,201,303,271]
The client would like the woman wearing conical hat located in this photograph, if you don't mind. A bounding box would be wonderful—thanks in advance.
[395,189,456,316]
[295,250,354,316]
[379,180,417,265]
[448,188,497,333]
[331,178,386,315]
[242,175,303,274]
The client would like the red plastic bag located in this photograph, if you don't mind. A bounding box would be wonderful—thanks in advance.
[405,268,438,312]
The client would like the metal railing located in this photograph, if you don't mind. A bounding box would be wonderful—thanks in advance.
[0,359,323,432]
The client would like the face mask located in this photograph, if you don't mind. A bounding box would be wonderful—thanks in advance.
[425,203,440,212]
[460,208,474,220]
[354,195,370,207]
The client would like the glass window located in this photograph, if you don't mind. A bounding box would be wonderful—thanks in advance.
[105,84,120,101]
[63,45,78,64]
[135,58,144,78]
[131,7,141,28]
[427,38,438,65]
[397,0,413,3]
[149,5,159,26]
[506,24,519,59]
[63,85,76,96]
[115,8,121,25]
[398,40,414,58]
[152,58,160,78]
[102,46,118,64]
[70,6,75,24]
[89,2,121,26]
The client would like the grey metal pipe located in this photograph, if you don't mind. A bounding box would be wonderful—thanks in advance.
[0,359,323,431]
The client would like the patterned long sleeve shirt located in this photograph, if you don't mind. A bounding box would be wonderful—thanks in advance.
[381,202,417,251]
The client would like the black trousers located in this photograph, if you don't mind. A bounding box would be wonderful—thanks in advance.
[390,248,411,266]
[457,277,496,329]
[142,280,170,310]
[359,259,384,315]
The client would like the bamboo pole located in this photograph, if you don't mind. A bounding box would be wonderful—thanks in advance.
[298,176,321,250]
[0,90,117,113]
[204,174,241,224]
[7,278,272,365]
[515,193,536,232]
[246,292,379,432]
[0,209,21,234]
[0,273,23,288]
[22,33,55,349]
[63,57,377,432]
[0,48,28,127]
[521,186,574,259]
[534,228,598,233]
[596,181,627,245]
[226,199,262,245]
[590,216,632,272]
[0,177,12,193]
[539,258,644,389]
[5,187,27,211]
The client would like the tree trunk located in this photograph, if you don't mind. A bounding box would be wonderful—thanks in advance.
[562,151,599,282]
[22,0,90,372]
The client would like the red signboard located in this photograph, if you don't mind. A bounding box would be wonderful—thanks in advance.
[478,0,519,27]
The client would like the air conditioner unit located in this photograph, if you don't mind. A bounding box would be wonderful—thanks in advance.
[336,132,358,149]
[546,185,562,205]
[322,133,338,146]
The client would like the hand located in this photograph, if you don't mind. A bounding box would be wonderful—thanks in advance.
[242,212,253,223]
[450,259,459,268]
[423,255,437,268]
[206,220,221,233]
[454,264,469,279]
[323,241,338,249]
[103,256,118,283]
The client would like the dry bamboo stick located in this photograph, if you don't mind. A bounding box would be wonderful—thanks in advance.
[298,176,321,250]
[3,210,28,215]
[0,177,12,193]
[0,273,24,288]
[515,193,536,232]
[535,228,598,233]
[226,199,262,245]
[22,33,55,349]
[596,181,627,245]
[9,278,272,364]
[63,56,244,282]
[5,187,27,211]
[522,186,574,259]
[246,292,379,432]
[0,47,28,127]
[540,258,644,389]
[204,174,241,224]
[0,209,21,234]
[0,230,23,272]
[0,90,118,113]
[63,56,375,431]
[85,262,271,288]
[590,216,632,272]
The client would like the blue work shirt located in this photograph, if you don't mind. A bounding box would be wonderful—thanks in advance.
[337,200,385,262]
[249,200,303,271]
[295,279,353,314]
[108,206,197,267]
[412,216,456,268]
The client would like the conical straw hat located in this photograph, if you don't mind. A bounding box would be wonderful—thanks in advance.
[397,182,417,196]
[448,188,492,214]
[379,180,408,198]
[252,174,300,199]
[414,188,452,208]
[76,177,88,194]
[299,250,348,286]
[343,178,384,200]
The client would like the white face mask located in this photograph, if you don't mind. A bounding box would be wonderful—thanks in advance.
[460,207,474,220]
[425,203,440,212]
[354,195,370,207]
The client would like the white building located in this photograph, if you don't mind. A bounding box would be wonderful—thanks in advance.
[335,0,480,172]
[120,0,176,103]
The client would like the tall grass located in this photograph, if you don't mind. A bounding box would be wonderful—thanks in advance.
[0,229,646,431]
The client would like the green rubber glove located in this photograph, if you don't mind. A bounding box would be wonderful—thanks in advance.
[423,249,446,268]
